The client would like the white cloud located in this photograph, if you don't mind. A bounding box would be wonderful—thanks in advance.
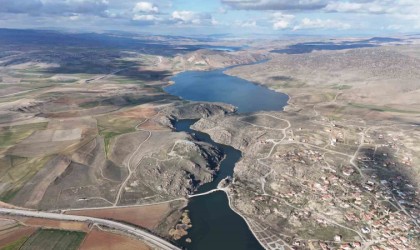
[69,15,81,21]
[271,12,295,30]
[235,20,257,28]
[211,18,220,25]
[323,0,420,30]
[1,0,420,34]
[133,2,159,14]
[273,20,289,30]
[324,2,363,12]
[132,14,159,21]
[131,2,160,24]
[218,7,228,14]
[172,11,195,24]
[222,0,327,11]
[293,18,351,30]
[324,0,420,15]
[171,11,212,25]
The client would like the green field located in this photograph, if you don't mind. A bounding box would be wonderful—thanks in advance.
[0,156,51,202]
[0,122,48,149]
[96,115,138,156]
[0,236,29,250]
[331,84,352,90]
[20,229,86,250]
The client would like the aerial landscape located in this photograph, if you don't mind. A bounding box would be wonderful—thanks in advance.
[0,0,419,250]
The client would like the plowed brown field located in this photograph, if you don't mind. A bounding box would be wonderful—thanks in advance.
[79,228,151,250]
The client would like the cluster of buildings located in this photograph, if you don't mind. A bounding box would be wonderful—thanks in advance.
[240,123,419,250]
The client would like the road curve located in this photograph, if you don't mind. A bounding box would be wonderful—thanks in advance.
[0,208,181,250]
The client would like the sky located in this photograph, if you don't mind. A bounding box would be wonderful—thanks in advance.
[1,0,420,36]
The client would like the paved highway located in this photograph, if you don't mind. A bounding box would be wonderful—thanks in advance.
[0,208,181,250]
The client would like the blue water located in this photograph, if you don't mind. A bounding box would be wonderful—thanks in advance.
[165,64,288,250]
[270,37,401,54]
[165,67,288,113]
[174,120,263,250]
[271,42,377,54]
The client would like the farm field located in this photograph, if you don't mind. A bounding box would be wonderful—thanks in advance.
[1,26,419,250]
[67,199,186,236]
[79,228,151,250]
[19,229,86,250]
[0,219,37,249]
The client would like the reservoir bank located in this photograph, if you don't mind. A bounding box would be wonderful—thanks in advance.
[164,63,288,250]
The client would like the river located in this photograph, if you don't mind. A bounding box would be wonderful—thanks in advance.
[164,64,288,250]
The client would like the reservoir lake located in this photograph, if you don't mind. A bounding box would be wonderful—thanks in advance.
[164,64,289,250]
[165,66,288,113]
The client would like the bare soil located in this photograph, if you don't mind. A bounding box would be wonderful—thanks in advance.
[67,203,173,230]
[79,228,151,250]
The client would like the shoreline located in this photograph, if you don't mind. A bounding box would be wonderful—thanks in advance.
[184,189,268,249]
[165,59,291,249]
[223,190,269,250]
